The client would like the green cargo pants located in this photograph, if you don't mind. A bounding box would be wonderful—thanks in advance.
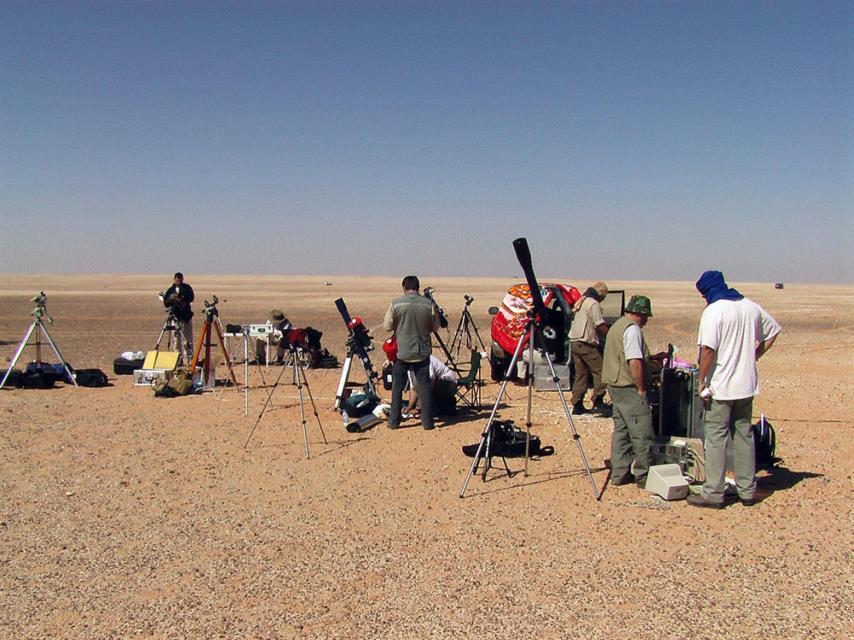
[607,385,654,482]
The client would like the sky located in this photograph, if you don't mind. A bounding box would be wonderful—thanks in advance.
[1,1,852,283]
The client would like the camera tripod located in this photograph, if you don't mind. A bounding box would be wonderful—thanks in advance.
[243,345,328,458]
[460,237,598,499]
[1,292,77,389]
[448,294,486,362]
[460,310,598,498]
[154,308,189,356]
[188,295,238,389]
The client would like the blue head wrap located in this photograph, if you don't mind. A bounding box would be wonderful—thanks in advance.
[696,270,743,305]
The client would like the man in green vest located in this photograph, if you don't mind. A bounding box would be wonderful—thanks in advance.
[601,295,664,488]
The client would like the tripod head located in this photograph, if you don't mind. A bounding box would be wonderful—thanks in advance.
[203,295,220,320]
[463,294,474,307]
[30,291,52,324]
[423,286,449,329]
[30,291,53,324]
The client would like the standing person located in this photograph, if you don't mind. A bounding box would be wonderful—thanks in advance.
[687,271,781,509]
[163,272,195,364]
[601,295,665,488]
[383,276,440,430]
[569,281,611,416]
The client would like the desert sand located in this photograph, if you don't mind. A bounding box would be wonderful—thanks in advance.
[0,273,851,639]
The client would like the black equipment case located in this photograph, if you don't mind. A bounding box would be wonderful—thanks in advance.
[114,357,145,375]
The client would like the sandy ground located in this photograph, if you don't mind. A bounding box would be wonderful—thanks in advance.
[0,273,851,639]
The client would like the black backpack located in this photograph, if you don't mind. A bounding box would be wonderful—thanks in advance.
[752,417,779,468]
[462,420,554,458]
[75,368,109,387]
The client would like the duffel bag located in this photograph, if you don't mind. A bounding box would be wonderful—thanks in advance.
[114,357,145,375]
[75,368,109,387]
[0,368,23,388]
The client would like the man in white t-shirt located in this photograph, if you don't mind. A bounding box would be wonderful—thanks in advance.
[406,355,459,417]
[687,271,781,510]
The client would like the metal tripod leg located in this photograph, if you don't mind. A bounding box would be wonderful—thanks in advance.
[0,322,37,389]
[295,357,327,447]
[38,322,77,387]
[542,345,599,499]
[243,361,290,448]
[293,359,311,458]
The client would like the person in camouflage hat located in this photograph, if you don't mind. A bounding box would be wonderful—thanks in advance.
[601,295,666,489]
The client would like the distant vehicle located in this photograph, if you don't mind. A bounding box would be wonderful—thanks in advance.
[487,282,625,381]
[775,283,784,290]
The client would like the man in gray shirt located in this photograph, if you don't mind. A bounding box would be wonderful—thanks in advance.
[383,275,440,430]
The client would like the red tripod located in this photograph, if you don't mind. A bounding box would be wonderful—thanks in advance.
[189,295,238,388]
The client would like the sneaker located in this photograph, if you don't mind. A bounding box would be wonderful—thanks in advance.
[686,494,724,510]
[740,497,757,507]
[422,423,435,431]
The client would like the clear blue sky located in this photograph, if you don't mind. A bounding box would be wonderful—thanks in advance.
[1,1,851,283]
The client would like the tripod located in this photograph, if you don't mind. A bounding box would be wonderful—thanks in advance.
[460,310,598,499]
[1,292,77,389]
[188,295,238,389]
[448,295,486,362]
[243,345,328,458]
[154,308,188,355]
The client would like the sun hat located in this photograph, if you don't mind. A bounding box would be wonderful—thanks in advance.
[625,295,653,317]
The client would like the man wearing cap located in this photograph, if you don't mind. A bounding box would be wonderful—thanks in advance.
[256,309,291,364]
[569,281,611,416]
[163,272,195,364]
[383,275,440,430]
[602,295,665,488]
[687,271,781,509]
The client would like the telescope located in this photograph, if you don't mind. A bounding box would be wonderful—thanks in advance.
[423,286,449,329]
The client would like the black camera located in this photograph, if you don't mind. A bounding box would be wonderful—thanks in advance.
[464,294,474,305]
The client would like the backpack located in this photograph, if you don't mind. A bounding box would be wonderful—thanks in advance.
[462,420,554,459]
[154,369,196,398]
[23,362,59,388]
[74,368,109,387]
[0,368,23,389]
[752,416,779,468]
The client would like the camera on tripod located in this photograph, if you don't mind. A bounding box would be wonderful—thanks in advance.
[423,286,449,329]
[464,294,474,306]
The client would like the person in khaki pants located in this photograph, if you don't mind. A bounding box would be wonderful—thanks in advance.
[687,270,780,509]
[569,281,610,416]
